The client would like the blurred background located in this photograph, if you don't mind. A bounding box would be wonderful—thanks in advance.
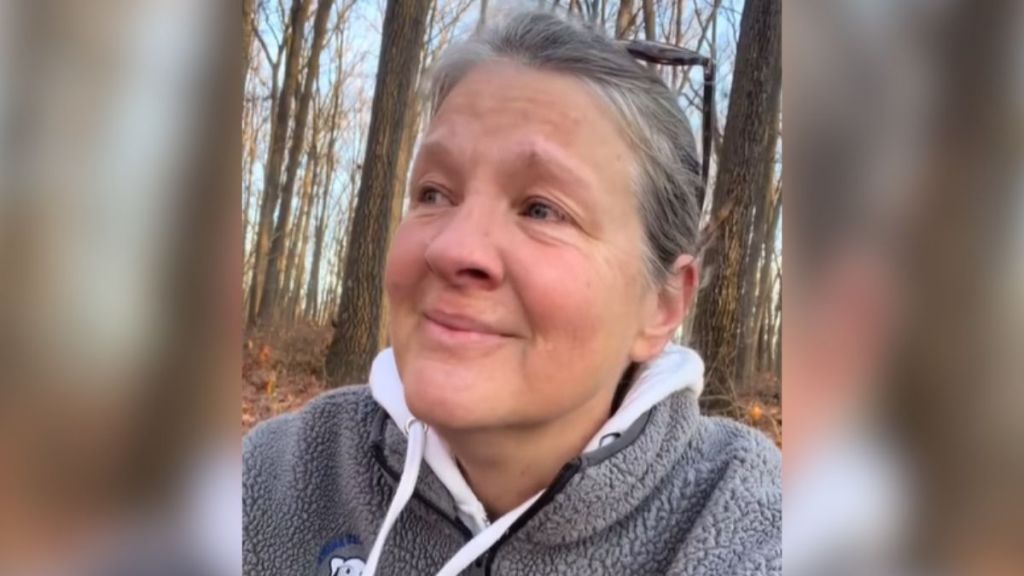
[785,0,1024,574]
[0,0,1020,574]
[1,0,240,574]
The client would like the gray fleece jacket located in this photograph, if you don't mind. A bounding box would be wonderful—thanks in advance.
[243,345,781,576]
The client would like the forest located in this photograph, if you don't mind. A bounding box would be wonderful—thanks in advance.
[240,0,782,442]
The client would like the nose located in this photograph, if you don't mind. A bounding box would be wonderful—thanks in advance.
[423,200,504,290]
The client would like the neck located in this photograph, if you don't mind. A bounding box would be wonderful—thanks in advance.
[438,385,616,518]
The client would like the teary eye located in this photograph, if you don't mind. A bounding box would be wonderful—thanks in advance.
[522,199,566,222]
[422,188,442,204]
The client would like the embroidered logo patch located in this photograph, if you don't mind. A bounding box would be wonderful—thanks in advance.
[314,535,367,576]
[329,557,365,576]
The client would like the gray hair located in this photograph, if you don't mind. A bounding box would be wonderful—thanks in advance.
[425,10,702,286]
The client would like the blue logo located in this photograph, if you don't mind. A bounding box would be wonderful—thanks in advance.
[315,535,366,576]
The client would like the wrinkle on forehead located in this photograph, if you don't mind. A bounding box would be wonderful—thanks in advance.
[430,61,620,153]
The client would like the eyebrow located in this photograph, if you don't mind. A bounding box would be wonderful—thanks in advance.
[414,135,597,200]
[517,141,595,197]
[413,137,463,176]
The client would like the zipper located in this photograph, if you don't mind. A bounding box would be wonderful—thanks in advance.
[369,411,590,574]
[370,437,475,541]
[482,458,584,575]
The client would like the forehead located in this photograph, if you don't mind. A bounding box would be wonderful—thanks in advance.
[428,61,630,165]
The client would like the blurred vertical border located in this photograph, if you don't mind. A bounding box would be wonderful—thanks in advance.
[1,0,241,574]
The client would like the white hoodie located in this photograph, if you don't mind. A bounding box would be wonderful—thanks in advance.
[364,343,704,576]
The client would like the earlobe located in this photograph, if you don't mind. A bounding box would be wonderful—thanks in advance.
[629,255,700,362]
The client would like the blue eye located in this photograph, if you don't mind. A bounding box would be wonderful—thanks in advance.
[418,186,450,206]
[523,200,565,222]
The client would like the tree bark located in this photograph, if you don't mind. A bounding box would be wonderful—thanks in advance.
[641,0,656,40]
[737,150,780,386]
[615,0,635,38]
[306,76,343,323]
[258,0,335,326]
[242,0,255,94]
[325,0,431,387]
[753,179,781,373]
[691,0,781,416]
[329,165,361,326]
[241,96,261,307]
[285,128,319,322]
[305,176,330,321]
[246,0,310,326]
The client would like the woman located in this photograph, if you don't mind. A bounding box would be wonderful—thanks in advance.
[244,10,780,576]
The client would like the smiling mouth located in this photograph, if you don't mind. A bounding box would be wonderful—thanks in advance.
[421,311,511,348]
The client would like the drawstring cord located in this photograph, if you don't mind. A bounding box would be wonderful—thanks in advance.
[363,418,427,576]
[363,417,542,576]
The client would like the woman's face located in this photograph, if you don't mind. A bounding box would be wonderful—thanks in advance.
[385,62,674,432]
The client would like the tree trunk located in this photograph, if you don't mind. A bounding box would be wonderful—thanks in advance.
[641,0,656,41]
[241,98,260,307]
[246,0,310,326]
[691,0,781,416]
[242,0,255,91]
[325,0,431,387]
[754,180,781,373]
[287,137,319,322]
[258,0,335,327]
[329,167,361,325]
[771,281,781,377]
[306,86,343,323]
[615,0,635,38]
[737,152,780,386]
[477,0,488,32]
[306,177,330,322]
[280,106,317,315]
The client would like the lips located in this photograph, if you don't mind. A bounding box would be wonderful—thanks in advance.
[421,309,512,348]
[425,309,504,334]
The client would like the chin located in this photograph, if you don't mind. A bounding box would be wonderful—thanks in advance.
[400,360,502,431]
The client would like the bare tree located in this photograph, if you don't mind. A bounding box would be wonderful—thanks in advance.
[691,0,781,416]
[615,0,636,38]
[641,0,656,40]
[325,0,432,387]
[247,0,312,326]
[258,0,337,326]
[739,163,781,383]
[754,177,781,375]
[305,27,347,323]
[243,0,256,92]
[282,99,320,321]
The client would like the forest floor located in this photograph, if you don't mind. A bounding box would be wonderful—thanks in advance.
[242,325,782,447]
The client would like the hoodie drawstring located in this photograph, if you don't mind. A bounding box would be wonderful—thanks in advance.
[363,418,427,576]
[362,418,544,576]
[434,491,542,576]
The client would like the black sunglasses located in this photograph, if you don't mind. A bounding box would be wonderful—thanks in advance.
[619,39,715,207]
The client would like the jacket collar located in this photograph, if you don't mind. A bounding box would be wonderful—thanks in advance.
[367,345,705,542]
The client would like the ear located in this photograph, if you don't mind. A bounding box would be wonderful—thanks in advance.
[629,254,700,363]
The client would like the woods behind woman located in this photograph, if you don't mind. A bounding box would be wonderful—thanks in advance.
[243,10,781,576]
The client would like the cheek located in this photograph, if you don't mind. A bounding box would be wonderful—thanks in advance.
[514,246,633,352]
[384,223,427,304]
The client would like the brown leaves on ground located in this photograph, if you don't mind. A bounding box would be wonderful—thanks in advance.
[739,372,782,448]
[242,324,332,434]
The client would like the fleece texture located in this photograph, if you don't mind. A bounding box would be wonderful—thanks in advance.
[243,386,781,576]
